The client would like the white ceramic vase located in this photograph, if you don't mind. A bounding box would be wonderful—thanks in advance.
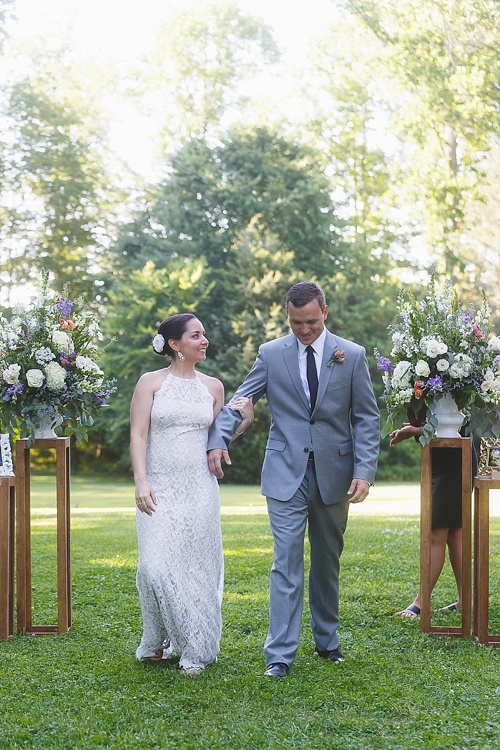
[33,418,58,439]
[432,393,464,437]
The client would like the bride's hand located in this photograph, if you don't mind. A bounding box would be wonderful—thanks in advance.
[135,480,157,515]
[229,396,254,423]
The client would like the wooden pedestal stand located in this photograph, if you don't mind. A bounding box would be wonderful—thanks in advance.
[473,476,500,646]
[420,437,472,637]
[16,437,71,635]
[0,476,15,639]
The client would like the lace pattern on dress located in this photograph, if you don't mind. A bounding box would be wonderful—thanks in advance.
[135,373,223,669]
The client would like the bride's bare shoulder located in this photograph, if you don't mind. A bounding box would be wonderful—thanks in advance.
[197,371,223,395]
[136,368,169,391]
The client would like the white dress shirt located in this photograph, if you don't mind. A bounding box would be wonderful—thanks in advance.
[296,328,327,407]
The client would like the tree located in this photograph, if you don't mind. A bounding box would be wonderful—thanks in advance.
[341,0,500,274]
[94,259,213,469]
[104,126,353,476]
[0,0,14,50]
[133,0,279,148]
[1,80,107,297]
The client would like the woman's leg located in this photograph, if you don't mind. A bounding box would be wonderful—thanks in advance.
[446,527,463,607]
[399,527,449,615]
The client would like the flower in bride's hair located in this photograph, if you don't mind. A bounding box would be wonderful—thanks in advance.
[152,333,165,353]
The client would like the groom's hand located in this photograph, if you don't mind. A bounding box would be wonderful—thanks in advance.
[208,448,231,479]
[347,478,371,504]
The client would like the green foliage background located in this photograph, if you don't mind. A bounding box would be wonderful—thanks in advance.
[1,0,500,482]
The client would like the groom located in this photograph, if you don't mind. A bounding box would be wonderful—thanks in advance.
[208,281,379,677]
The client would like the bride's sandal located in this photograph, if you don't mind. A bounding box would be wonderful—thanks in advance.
[143,649,166,663]
[143,643,174,663]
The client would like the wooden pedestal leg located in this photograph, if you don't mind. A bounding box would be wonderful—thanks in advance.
[420,444,432,633]
[16,442,32,635]
[56,439,71,633]
[473,483,490,643]
[0,477,15,639]
[16,437,71,636]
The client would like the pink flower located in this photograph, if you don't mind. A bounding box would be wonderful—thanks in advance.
[472,324,485,339]
[414,380,425,398]
[327,348,346,366]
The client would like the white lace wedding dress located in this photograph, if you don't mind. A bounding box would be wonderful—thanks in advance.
[135,372,223,670]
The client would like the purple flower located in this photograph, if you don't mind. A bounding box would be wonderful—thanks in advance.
[426,375,444,394]
[5,383,23,401]
[377,356,394,372]
[93,388,114,406]
[56,297,73,317]
[419,300,427,310]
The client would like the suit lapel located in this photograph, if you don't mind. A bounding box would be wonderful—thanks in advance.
[314,331,338,411]
[282,336,310,411]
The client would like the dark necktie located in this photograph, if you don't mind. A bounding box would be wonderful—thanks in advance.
[306,345,318,411]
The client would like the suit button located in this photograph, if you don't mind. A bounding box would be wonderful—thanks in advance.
[304,447,309,453]
[310,419,315,425]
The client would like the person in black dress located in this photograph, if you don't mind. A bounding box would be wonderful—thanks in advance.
[390,422,468,617]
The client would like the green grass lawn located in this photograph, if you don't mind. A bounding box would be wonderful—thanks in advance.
[2,478,500,749]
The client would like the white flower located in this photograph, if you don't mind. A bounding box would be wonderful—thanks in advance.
[481,369,500,402]
[449,354,472,379]
[392,361,412,383]
[488,336,500,352]
[34,347,55,364]
[79,378,93,392]
[415,360,430,377]
[481,368,496,388]
[75,355,95,372]
[392,387,415,405]
[2,363,21,383]
[26,369,44,388]
[52,329,72,352]
[45,361,66,391]
[436,359,449,372]
[425,339,448,358]
[152,333,165,353]
[31,294,45,308]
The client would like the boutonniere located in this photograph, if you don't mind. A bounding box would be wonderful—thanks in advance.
[327,348,346,366]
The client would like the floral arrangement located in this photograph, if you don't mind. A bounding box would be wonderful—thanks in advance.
[375,278,500,444]
[0,273,115,442]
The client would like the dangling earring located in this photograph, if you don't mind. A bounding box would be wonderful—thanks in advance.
[177,351,186,361]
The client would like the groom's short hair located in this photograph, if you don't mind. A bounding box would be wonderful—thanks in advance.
[285,282,326,310]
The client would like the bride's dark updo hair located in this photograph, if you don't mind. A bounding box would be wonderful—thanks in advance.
[152,313,196,357]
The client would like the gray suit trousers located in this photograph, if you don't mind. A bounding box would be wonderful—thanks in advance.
[264,461,350,666]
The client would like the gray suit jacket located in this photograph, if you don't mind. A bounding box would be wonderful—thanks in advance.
[207,329,380,504]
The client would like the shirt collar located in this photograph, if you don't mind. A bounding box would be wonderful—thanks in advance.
[296,327,327,358]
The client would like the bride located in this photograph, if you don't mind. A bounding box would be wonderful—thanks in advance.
[130,313,253,675]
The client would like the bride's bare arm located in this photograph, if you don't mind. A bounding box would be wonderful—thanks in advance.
[130,373,158,515]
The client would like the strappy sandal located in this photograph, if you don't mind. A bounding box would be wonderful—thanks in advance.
[397,604,420,618]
